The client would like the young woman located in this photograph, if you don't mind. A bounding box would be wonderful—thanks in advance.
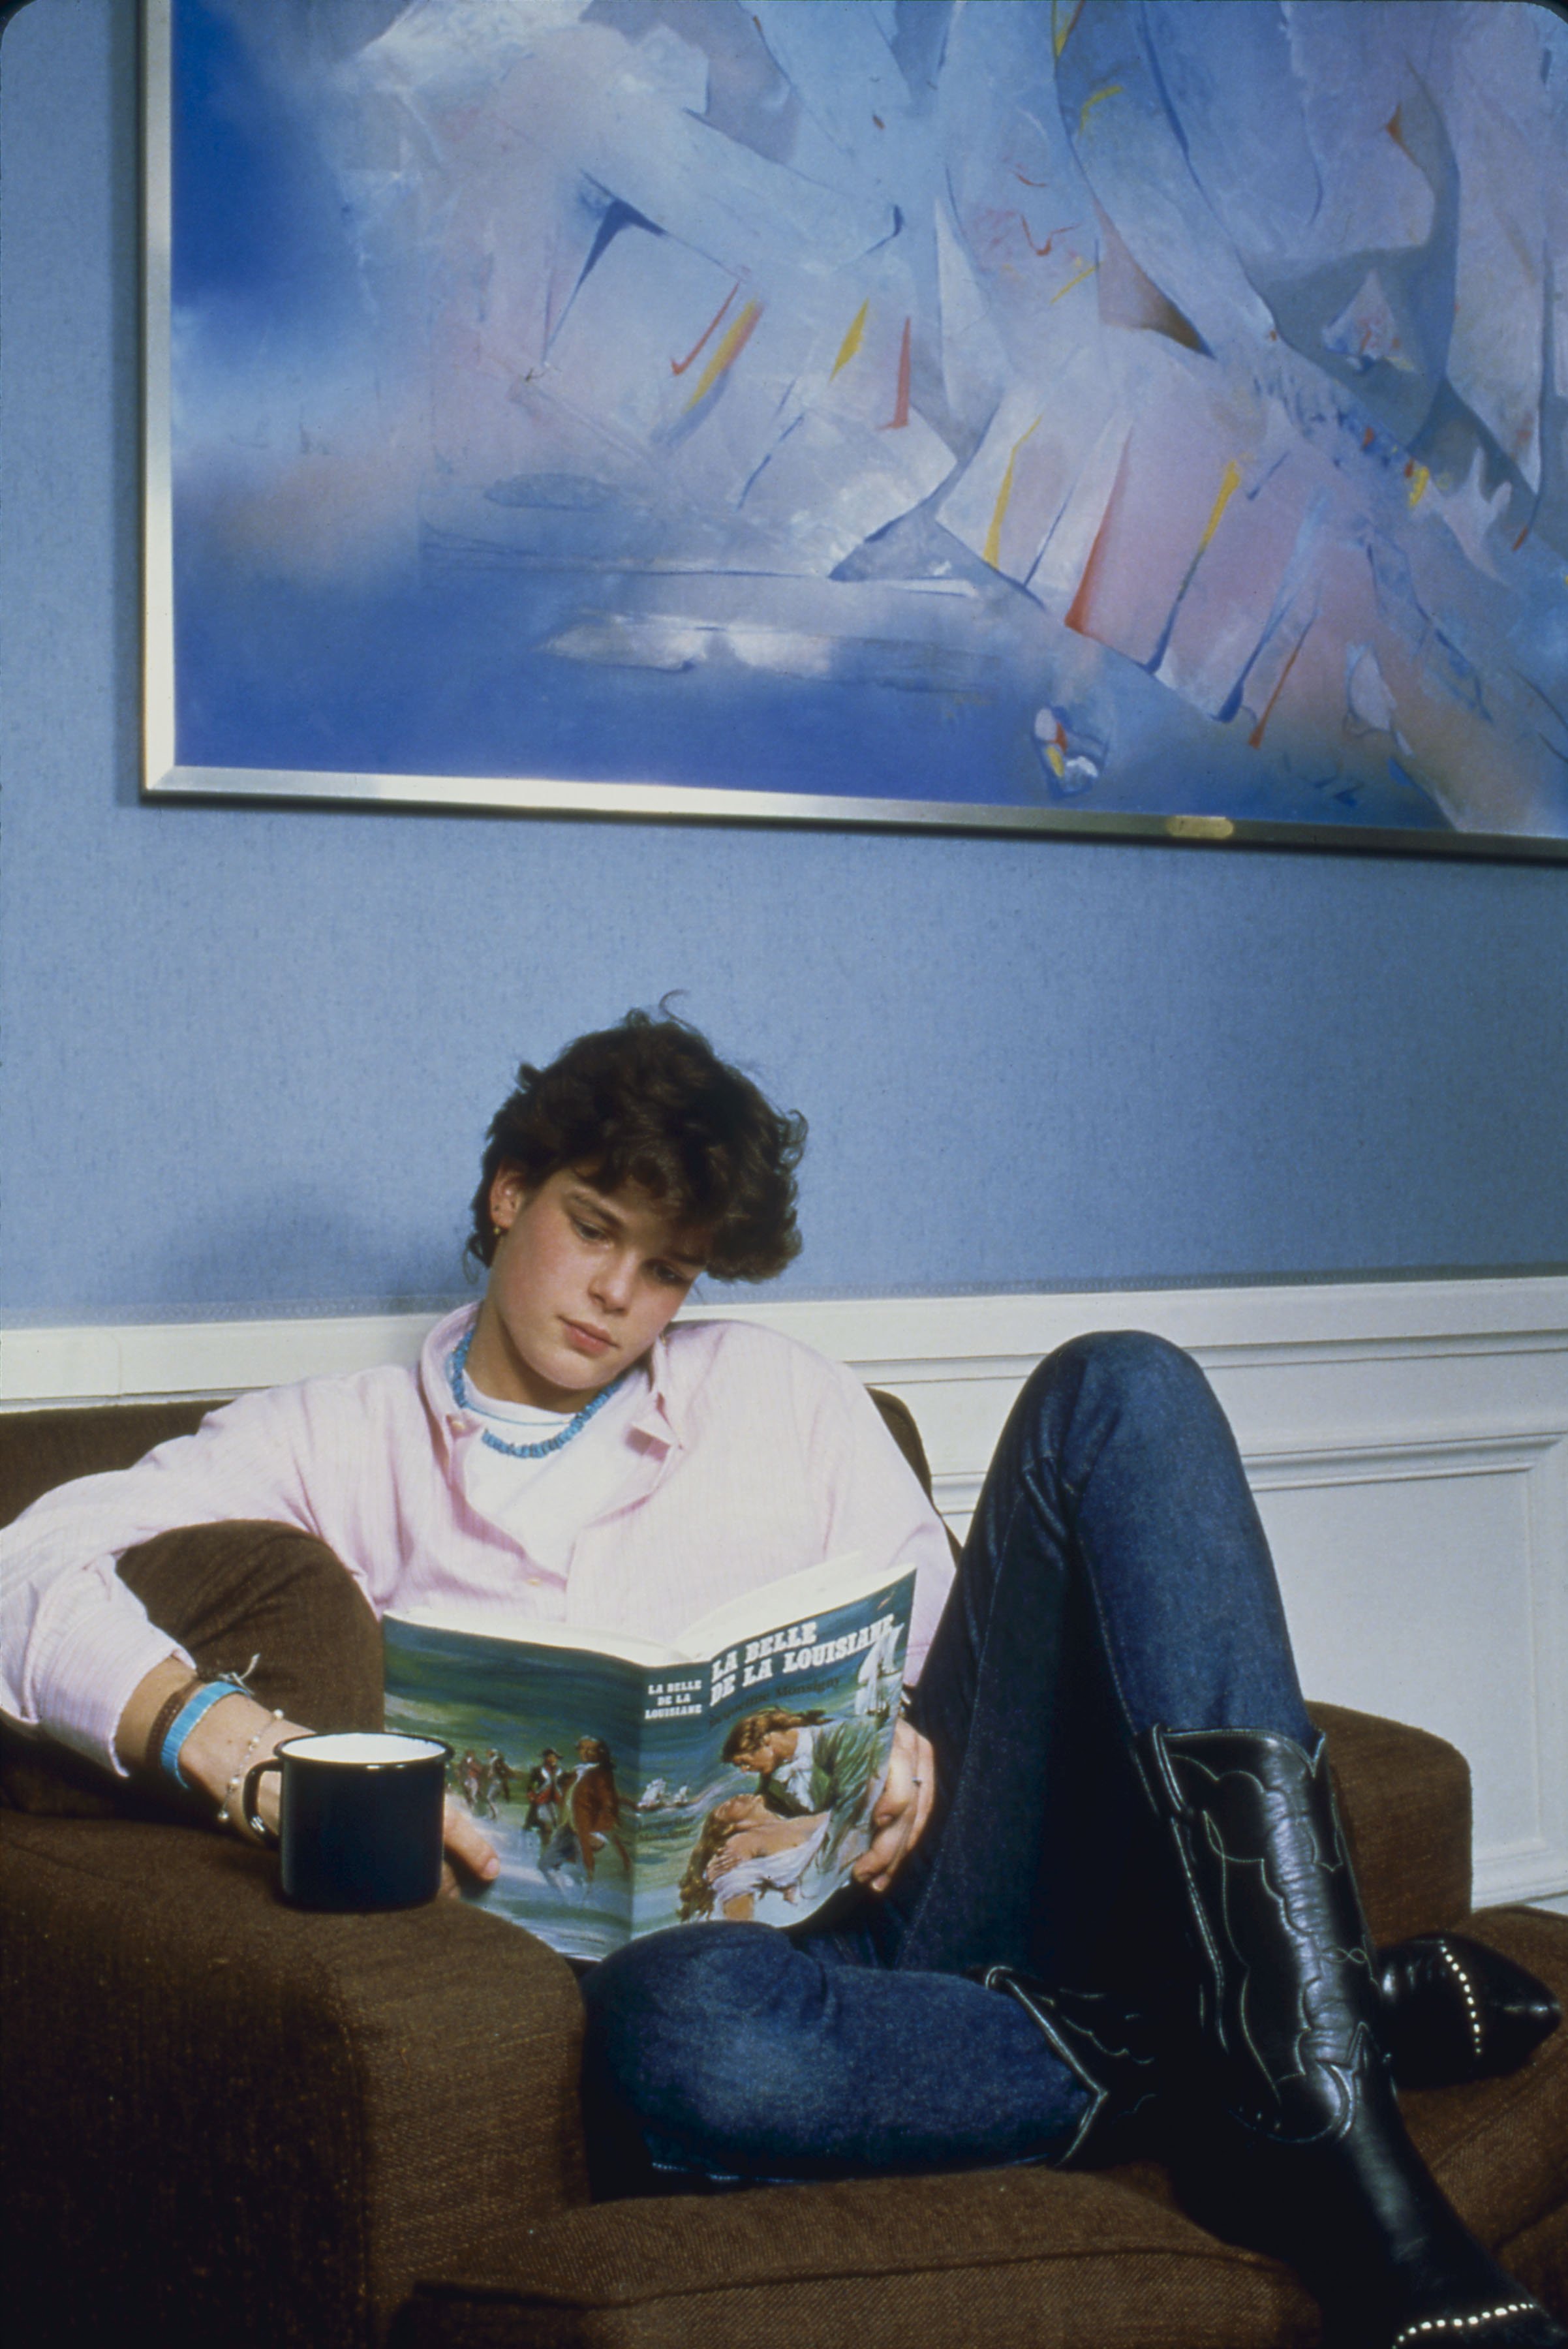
[1,1011,1560,2349]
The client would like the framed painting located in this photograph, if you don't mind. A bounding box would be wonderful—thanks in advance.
[144,0,1568,857]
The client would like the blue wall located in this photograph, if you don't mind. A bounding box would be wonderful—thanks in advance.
[2,0,1565,1324]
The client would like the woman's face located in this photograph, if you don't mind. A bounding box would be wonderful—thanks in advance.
[712,1794,765,1830]
[466,1167,707,1411]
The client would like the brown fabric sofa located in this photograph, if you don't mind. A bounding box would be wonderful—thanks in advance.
[3,1396,1565,2349]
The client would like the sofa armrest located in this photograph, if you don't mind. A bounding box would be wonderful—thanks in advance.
[1311,1700,1473,1945]
[1,1814,590,2349]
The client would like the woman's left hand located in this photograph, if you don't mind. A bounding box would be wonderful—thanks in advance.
[439,1798,499,1898]
[852,1718,936,1894]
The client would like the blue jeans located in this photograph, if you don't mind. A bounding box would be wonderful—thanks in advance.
[582,1332,1314,2187]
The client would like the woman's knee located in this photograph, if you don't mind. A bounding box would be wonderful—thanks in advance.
[1028,1328,1214,1430]
[585,1924,786,2087]
[583,1924,822,2153]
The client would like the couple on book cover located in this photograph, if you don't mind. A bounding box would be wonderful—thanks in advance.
[679,1706,885,1924]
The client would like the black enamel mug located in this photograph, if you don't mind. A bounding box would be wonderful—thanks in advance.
[243,1730,452,1911]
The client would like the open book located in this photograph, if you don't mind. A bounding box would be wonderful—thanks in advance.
[383,1552,914,1964]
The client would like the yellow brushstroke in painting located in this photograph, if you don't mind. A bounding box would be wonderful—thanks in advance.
[1406,463,1430,508]
[1154,459,1245,671]
[1078,85,1122,138]
[684,300,764,412]
[1052,259,1099,303]
[832,299,869,380]
[1053,0,1088,60]
[1196,461,1242,556]
[984,413,1044,570]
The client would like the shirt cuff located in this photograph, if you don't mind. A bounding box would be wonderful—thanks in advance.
[29,1599,195,1778]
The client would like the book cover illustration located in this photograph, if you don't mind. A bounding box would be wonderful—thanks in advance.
[384,1559,914,1965]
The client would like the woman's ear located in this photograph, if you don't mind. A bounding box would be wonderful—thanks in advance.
[489,1164,529,1233]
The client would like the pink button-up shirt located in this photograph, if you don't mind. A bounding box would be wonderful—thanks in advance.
[1,1308,957,1773]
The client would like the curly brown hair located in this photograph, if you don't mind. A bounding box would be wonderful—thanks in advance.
[467,1009,806,1283]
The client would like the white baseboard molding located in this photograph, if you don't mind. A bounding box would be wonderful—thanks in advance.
[5,1274,1566,1909]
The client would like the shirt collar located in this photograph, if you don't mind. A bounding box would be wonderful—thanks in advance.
[630,1328,683,1454]
[775,1729,818,1800]
[420,1304,479,1461]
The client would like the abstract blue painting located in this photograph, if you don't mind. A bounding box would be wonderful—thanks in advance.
[146,0,1568,853]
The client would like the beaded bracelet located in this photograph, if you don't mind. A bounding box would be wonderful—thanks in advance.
[158,1678,253,1789]
[218,1708,286,1833]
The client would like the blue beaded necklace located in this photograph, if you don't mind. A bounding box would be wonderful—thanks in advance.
[449,1327,627,1460]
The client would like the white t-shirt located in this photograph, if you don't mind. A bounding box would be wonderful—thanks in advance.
[455,1357,649,1580]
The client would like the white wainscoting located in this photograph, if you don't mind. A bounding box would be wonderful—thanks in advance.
[5,1276,1565,1910]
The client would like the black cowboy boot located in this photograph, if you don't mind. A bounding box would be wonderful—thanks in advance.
[1377,1933,1561,2089]
[1136,1726,1565,2349]
[970,1969,1164,2166]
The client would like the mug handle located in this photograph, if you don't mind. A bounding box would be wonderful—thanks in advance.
[242,1755,283,1845]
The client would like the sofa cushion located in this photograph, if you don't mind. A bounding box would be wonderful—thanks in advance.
[0,1399,213,1528]
[390,2164,1319,2349]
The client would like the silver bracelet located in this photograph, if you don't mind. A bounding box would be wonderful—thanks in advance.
[217,1708,286,1832]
